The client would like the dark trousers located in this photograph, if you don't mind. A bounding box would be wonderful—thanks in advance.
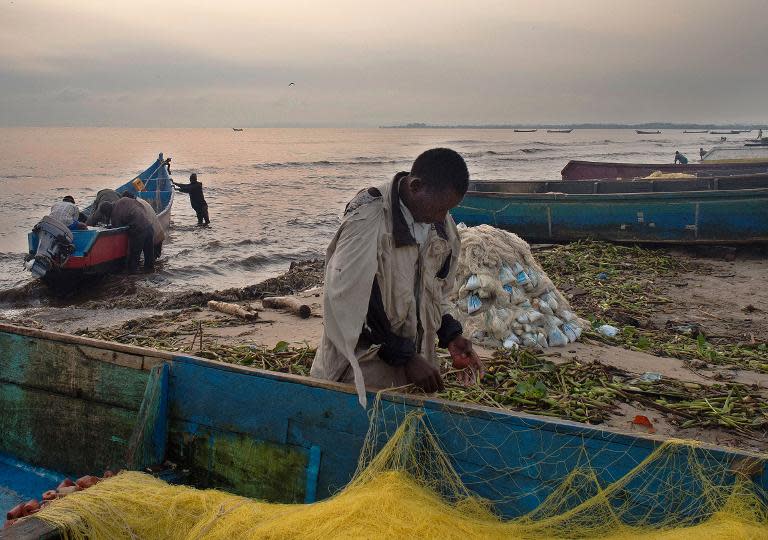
[127,227,156,271]
[193,203,210,225]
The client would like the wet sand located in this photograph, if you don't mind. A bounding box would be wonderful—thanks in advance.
[1,250,766,453]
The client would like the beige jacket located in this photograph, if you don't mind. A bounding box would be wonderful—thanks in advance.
[311,174,461,407]
[136,198,165,245]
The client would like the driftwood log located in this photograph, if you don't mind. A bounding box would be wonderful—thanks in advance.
[207,300,259,320]
[262,296,312,319]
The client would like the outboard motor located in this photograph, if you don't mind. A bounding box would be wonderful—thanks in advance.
[24,216,75,278]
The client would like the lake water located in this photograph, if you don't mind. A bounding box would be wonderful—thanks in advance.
[0,127,737,301]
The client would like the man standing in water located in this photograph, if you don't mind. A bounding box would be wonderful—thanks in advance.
[173,173,210,226]
[311,148,484,406]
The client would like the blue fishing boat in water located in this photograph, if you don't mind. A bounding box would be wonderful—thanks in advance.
[25,154,173,287]
[0,323,766,537]
[451,174,768,244]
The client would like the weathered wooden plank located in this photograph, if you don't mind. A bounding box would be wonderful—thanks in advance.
[75,344,142,370]
[141,356,165,371]
[0,325,176,365]
[0,381,137,477]
[0,333,149,410]
[0,517,63,540]
[167,421,308,503]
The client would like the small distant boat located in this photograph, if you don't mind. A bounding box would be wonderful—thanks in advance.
[683,130,708,134]
[514,129,537,133]
[547,129,573,133]
[636,130,661,134]
[710,130,740,135]
[232,128,244,132]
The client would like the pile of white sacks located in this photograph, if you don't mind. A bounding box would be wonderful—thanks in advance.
[450,224,587,350]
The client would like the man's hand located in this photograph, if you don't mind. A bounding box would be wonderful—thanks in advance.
[447,336,485,386]
[404,354,444,393]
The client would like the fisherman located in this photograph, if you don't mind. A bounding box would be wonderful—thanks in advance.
[120,191,165,257]
[674,151,689,165]
[49,196,87,230]
[699,148,707,160]
[94,198,155,272]
[172,173,210,226]
[86,189,121,225]
[311,148,485,406]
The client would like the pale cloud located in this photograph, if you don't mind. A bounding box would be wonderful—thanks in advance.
[0,0,767,126]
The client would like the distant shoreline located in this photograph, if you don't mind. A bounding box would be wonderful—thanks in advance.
[380,122,766,130]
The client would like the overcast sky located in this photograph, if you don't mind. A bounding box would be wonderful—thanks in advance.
[1,0,766,127]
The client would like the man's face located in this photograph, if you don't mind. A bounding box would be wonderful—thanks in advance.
[408,177,465,224]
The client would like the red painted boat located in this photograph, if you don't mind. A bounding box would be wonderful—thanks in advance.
[561,159,768,180]
[26,154,174,287]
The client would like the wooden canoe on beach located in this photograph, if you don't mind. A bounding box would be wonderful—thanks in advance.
[546,129,573,133]
[1,322,767,538]
[561,159,768,180]
[635,130,661,134]
[25,154,174,287]
[451,173,768,244]
[514,129,537,132]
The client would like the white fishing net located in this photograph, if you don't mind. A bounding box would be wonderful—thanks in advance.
[450,224,588,350]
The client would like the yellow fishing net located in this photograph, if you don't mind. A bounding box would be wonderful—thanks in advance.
[34,410,768,539]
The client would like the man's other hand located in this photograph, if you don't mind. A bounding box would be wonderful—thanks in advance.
[405,354,444,393]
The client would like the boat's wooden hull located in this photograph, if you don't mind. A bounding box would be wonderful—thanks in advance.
[562,159,768,180]
[1,322,766,536]
[452,188,768,244]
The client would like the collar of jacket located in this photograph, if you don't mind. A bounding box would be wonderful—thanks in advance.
[390,172,449,247]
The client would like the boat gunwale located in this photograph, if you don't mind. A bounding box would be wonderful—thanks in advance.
[462,186,768,200]
[1,322,766,462]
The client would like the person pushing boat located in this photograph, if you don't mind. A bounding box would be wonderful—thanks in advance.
[674,151,689,164]
[172,173,210,226]
[311,148,484,406]
[93,198,156,272]
[49,196,87,230]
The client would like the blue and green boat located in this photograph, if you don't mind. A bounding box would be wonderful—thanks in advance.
[452,174,768,244]
[0,322,766,537]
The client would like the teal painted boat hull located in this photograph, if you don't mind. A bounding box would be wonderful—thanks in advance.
[452,188,768,244]
[0,324,766,535]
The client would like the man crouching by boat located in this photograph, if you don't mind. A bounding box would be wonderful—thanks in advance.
[93,199,155,273]
[311,148,484,407]
[119,192,165,258]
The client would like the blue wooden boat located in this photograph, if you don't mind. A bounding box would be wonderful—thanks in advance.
[452,174,768,244]
[25,154,174,287]
[0,322,766,537]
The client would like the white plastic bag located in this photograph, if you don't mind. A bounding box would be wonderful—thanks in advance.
[499,264,516,285]
[503,334,520,349]
[467,294,482,314]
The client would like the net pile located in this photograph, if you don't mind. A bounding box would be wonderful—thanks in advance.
[450,224,587,350]
[34,410,768,539]
[643,171,697,180]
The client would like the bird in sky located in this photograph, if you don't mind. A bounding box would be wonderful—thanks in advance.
[288,82,295,86]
